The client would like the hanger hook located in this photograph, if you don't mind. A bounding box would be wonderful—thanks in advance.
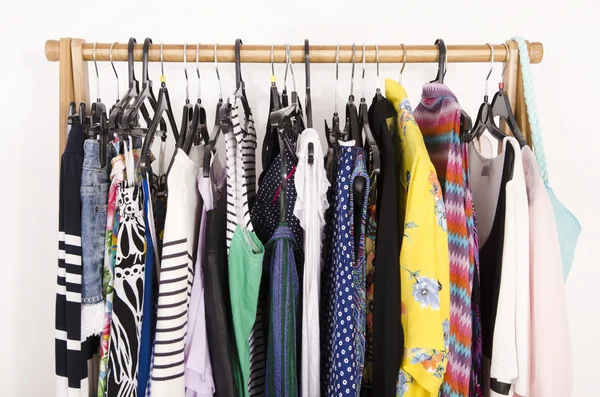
[286,44,296,93]
[93,42,100,101]
[184,42,190,102]
[350,43,356,98]
[375,44,380,91]
[335,44,339,113]
[485,43,494,99]
[501,42,510,80]
[270,45,275,80]
[214,43,222,101]
[284,45,289,91]
[196,43,201,100]
[361,43,366,100]
[160,43,164,78]
[432,39,447,83]
[110,42,119,101]
[399,43,407,84]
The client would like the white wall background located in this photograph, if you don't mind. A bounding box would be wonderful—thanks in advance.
[1,0,597,395]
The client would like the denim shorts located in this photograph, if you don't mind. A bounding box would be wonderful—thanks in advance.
[81,140,115,304]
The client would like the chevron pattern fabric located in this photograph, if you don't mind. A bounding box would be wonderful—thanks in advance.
[414,82,479,397]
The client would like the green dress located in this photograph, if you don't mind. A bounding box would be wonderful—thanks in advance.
[228,224,265,397]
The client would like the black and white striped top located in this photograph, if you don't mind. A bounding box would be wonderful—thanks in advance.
[225,95,265,397]
[55,124,91,396]
[151,149,201,397]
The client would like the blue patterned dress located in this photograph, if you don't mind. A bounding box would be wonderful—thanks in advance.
[322,145,370,396]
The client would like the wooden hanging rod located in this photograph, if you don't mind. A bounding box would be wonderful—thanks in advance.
[45,40,544,64]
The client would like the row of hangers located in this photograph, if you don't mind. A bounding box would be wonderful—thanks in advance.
[67,37,527,217]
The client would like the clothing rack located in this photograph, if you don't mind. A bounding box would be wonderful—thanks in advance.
[45,38,544,161]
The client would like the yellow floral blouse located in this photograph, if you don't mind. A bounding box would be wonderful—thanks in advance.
[385,79,450,397]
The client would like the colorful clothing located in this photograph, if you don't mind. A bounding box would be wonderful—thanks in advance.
[98,148,148,397]
[413,83,478,397]
[385,79,450,397]
[106,183,147,397]
[322,144,370,396]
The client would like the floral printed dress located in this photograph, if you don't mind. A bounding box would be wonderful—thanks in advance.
[385,79,450,397]
[97,147,149,397]
[322,144,370,396]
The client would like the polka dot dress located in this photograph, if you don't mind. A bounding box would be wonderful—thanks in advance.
[322,145,370,396]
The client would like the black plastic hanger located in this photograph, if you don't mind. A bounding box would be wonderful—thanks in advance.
[285,44,305,140]
[234,39,252,118]
[270,107,297,224]
[121,38,157,129]
[182,43,210,154]
[462,43,508,144]
[305,39,314,164]
[431,39,447,83]
[268,44,300,166]
[67,101,79,126]
[109,38,150,130]
[345,44,361,145]
[269,46,300,214]
[89,43,109,167]
[373,45,384,102]
[489,43,527,148]
[189,43,210,147]
[141,43,180,175]
[325,44,342,148]
[429,38,473,135]
[175,42,195,151]
[261,45,283,171]
[203,44,225,178]
[108,42,120,116]
[304,39,313,130]
[282,46,289,108]
[360,44,381,175]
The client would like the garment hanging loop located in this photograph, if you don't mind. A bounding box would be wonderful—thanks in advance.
[214,43,222,100]
[361,43,366,100]
[350,43,356,99]
[109,42,119,102]
[335,44,339,114]
[399,43,407,84]
[196,43,202,100]
[485,42,494,99]
[375,44,380,92]
[183,42,190,102]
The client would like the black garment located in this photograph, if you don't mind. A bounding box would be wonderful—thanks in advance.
[260,87,305,182]
[204,208,239,397]
[56,124,94,391]
[474,142,515,395]
[366,96,403,397]
[261,85,282,173]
